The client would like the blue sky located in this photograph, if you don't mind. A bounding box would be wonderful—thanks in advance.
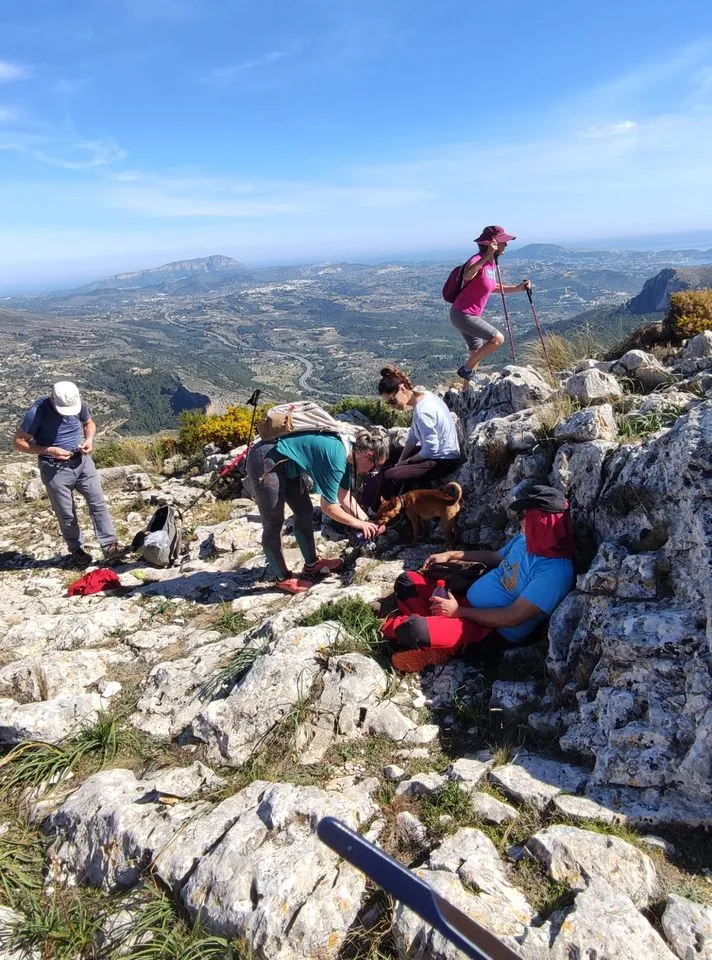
[1,0,711,290]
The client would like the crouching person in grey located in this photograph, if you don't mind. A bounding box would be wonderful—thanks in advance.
[13,381,125,568]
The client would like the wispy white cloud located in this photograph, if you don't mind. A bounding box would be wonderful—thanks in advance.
[30,137,127,170]
[0,131,127,169]
[0,59,31,82]
[1,40,711,283]
[581,121,637,139]
[202,49,300,87]
[0,106,18,123]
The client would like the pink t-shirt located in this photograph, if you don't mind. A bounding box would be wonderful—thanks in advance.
[453,255,498,316]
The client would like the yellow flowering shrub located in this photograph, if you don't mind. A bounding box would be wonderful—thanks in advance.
[666,289,712,339]
[179,405,268,453]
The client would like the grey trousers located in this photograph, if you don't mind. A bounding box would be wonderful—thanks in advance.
[39,455,116,552]
[246,440,317,581]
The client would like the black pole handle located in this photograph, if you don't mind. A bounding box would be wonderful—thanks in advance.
[525,286,533,305]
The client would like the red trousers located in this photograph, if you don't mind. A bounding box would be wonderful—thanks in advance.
[381,571,492,652]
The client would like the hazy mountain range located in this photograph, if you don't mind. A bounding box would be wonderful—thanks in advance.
[1,245,710,442]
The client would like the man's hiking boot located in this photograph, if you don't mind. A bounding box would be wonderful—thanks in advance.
[456,365,475,382]
[303,557,343,577]
[70,548,93,569]
[276,575,313,594]
[370,593,398,617]
[103,542,128,563]
[391,647,455,673]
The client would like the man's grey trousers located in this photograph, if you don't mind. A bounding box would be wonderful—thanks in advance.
[39,455,116,552]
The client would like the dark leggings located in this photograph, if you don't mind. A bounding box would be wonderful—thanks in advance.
[246,440,318,581]
[380,457,460,501]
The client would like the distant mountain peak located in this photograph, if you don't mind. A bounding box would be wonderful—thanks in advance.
[109,255,245,282]
[627,265,712,314]
[73,256,247,294]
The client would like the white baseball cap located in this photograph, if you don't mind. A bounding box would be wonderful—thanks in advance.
[51,381,82,416]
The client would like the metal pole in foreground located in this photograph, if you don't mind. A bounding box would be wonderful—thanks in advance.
[494,255,516,361]
[526,288,554,379]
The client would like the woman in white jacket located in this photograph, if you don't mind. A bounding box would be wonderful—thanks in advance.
[376,366,460,497]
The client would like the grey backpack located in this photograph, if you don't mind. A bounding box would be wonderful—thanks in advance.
[132,505,182,567]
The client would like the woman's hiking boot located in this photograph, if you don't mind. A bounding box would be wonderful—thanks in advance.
[303,557,344,577]
[456,365,474,382]
[276,575,313,594]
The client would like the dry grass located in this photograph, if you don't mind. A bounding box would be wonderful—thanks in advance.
[535,394,580,437]
[520,324,606,377]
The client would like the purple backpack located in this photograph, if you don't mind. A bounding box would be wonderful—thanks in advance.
[442,257,473,303]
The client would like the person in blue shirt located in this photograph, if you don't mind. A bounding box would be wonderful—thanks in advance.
[14,381,125,568]
[380,483,575,672]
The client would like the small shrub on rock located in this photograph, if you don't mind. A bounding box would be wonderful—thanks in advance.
[178,405,268,453]
[665,289,712,340]
[329,396,411,429]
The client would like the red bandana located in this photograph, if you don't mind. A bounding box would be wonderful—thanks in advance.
[524,508,575,559]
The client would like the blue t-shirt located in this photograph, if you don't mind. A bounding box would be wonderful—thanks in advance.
[274,432,351,504]
[466,534,574,644]
[20,398,91,452]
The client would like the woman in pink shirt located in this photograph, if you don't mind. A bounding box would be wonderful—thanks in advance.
[450,225,531,381]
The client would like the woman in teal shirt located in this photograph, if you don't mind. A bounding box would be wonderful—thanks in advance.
[247,427,389,593]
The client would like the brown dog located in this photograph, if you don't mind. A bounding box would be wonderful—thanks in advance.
[374,482,462,547]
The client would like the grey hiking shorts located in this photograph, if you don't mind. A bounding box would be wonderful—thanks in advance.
[449,306,500,351]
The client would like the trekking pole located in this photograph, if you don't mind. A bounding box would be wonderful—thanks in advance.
[184,390,262,514]
[493,254,516,361]
[243,389,262,459]
[525,287,554,378]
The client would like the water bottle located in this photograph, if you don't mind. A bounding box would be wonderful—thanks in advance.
[432,579,449,599]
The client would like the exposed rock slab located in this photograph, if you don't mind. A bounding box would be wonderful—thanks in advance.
[525,824,658,906]
[489,753,589,811]
[662,894,712,960]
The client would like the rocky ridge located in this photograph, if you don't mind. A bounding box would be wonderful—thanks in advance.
[0,331,711,958]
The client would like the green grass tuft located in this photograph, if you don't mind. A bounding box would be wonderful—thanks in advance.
[0,710,149,801]
[298,597,389,665]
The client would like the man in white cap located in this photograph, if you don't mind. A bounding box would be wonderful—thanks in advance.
[13,382,125,567]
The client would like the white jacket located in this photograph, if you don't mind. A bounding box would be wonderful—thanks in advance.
[407,391,460,460]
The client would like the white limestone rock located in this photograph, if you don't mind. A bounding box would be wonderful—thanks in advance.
[489,752,589,811]
[611,349,671,390]
[447,756,493,787]
[682,330,712,360]
[554,404,618,442]
[469,791,517,824]
[526,824,658,906]
[565,368,623,404]
[662,894,712,960]
[191,624,334,766]
[392,828,534,958]
[547,878,678,959]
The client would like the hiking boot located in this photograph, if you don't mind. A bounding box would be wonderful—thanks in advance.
[370,593,398,617]
[276,575,313,594]
[391,647,456,673]
[456,365,475,382]
[70,548,93,569]
[103,542,128,563]
[303,557,344,577]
